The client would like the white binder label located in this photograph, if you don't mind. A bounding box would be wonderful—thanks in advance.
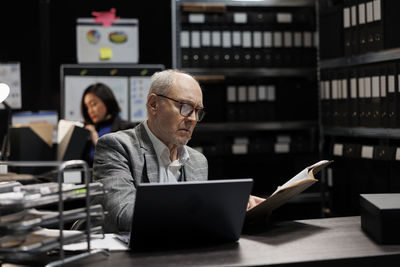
[188,14,205,24]
[396,148,400,161]
[294,32,302,47]
[227,86,236,102]
[191,31,200,48]
[388,75,395,93]
[211,31,221,47]
[343,7,350,28]
[332,80,338,99]
[351,6,357,26]
[324,81,330,99]
[359,3,366,24]
[380,76,387,97]
[273,32,282,47]
[373,0,381,21]
[234,13,247,24]
[263,32,273,47]
[233,31,241,46]
[358,77,365,98]
[258,85,267,101]
[364,77,372,97]
[222,31,232,48]
[248,86,257,102]
[274,143,290,153]
[372,76,380,97]
[253,31,262,48]
[333,143,343,156]
[361,145,374,159]
[180,31,189,48]
[242,31,252,48]
[238,86,247,102]
[277,13,292,23]
[284,31,293,47]
[366,1,374,23]
[201,31,211,46]
[342,79,348,99]
[232,144,248,154]
[350,78,357,98]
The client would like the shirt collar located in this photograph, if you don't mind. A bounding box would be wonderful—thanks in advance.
[143,120,190,165]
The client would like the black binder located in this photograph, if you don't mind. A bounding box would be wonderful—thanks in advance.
[57,125,89,161]
[349,67,359,127]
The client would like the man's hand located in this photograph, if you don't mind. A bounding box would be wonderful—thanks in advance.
[247,195,265,211]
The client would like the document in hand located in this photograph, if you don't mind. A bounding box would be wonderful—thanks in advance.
[57,119,89,161]
[245,160,333,224]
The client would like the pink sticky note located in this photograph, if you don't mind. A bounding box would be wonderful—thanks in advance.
[92,8,120,27]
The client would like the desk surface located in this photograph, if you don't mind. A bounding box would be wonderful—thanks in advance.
[64,216,400,267]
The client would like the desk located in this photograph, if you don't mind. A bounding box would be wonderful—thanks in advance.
[63,216,400,266]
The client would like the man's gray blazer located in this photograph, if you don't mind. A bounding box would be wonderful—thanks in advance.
[92,122,208,233]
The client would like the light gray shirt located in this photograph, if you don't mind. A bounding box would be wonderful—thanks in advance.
[143,120,189,183]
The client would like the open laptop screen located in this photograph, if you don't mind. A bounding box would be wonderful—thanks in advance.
[129,178,253,250]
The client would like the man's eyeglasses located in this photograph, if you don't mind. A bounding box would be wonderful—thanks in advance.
[156,94,205,122]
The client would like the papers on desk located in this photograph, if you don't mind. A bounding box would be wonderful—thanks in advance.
[63,234,129,251]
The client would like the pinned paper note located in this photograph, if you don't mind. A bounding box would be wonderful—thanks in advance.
[100,47,112,60]
[92,8,120,27]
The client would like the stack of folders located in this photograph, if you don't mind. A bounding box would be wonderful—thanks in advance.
[321,0,400,58]
[320,60,400,128]
[225,78,316,122]
[0,181,105,262]
[179,4,316,68]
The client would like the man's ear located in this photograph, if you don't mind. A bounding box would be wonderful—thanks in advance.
[147,94,158,115]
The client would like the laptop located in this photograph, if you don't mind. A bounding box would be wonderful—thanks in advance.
[128,178,253,250]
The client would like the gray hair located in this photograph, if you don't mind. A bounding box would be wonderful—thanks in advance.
[148,69,192,96]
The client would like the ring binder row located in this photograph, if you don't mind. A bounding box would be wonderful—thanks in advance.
[191,130,316,157]
[325,140,400,215]
[0,161,107,265]
[320,60,400,128]
[179,5,317,68]
[201,77,318,123]
[320,0,400,59]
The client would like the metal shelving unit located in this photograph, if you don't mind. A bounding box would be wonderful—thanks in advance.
[322,126,400,139]
[320,47,400,69]
[0,160,109,266]
[196,121,317,132]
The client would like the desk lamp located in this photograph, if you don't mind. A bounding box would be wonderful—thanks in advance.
[0,83,11,160]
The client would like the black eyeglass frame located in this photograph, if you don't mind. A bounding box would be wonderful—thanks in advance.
[155,94,205,122]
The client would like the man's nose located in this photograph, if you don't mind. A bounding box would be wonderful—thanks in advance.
[187,110,198,122]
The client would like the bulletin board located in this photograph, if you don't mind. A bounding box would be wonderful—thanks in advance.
[60,64,164,123]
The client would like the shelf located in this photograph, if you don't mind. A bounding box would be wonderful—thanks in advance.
[176,0,315,7]
[322,126,400,139]
[196,121,317,132]
[320,47,400,69]
[183,68,316,77]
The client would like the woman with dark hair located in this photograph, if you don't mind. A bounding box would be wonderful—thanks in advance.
[81,83,137,165]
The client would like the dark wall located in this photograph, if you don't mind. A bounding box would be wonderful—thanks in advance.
[0,0,172,141]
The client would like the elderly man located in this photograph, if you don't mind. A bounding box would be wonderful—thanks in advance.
[93,69,263,233]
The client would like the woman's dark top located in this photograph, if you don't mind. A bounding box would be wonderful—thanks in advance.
[83,116,138,166]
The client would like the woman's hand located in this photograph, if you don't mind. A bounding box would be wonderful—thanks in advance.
[85,124,99,145]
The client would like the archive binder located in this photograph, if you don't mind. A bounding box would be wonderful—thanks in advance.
[349,67,359,127]
[387,62,397,128]
[370,65,381,127]
[9,125,54,162]
[57,120,90,161]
